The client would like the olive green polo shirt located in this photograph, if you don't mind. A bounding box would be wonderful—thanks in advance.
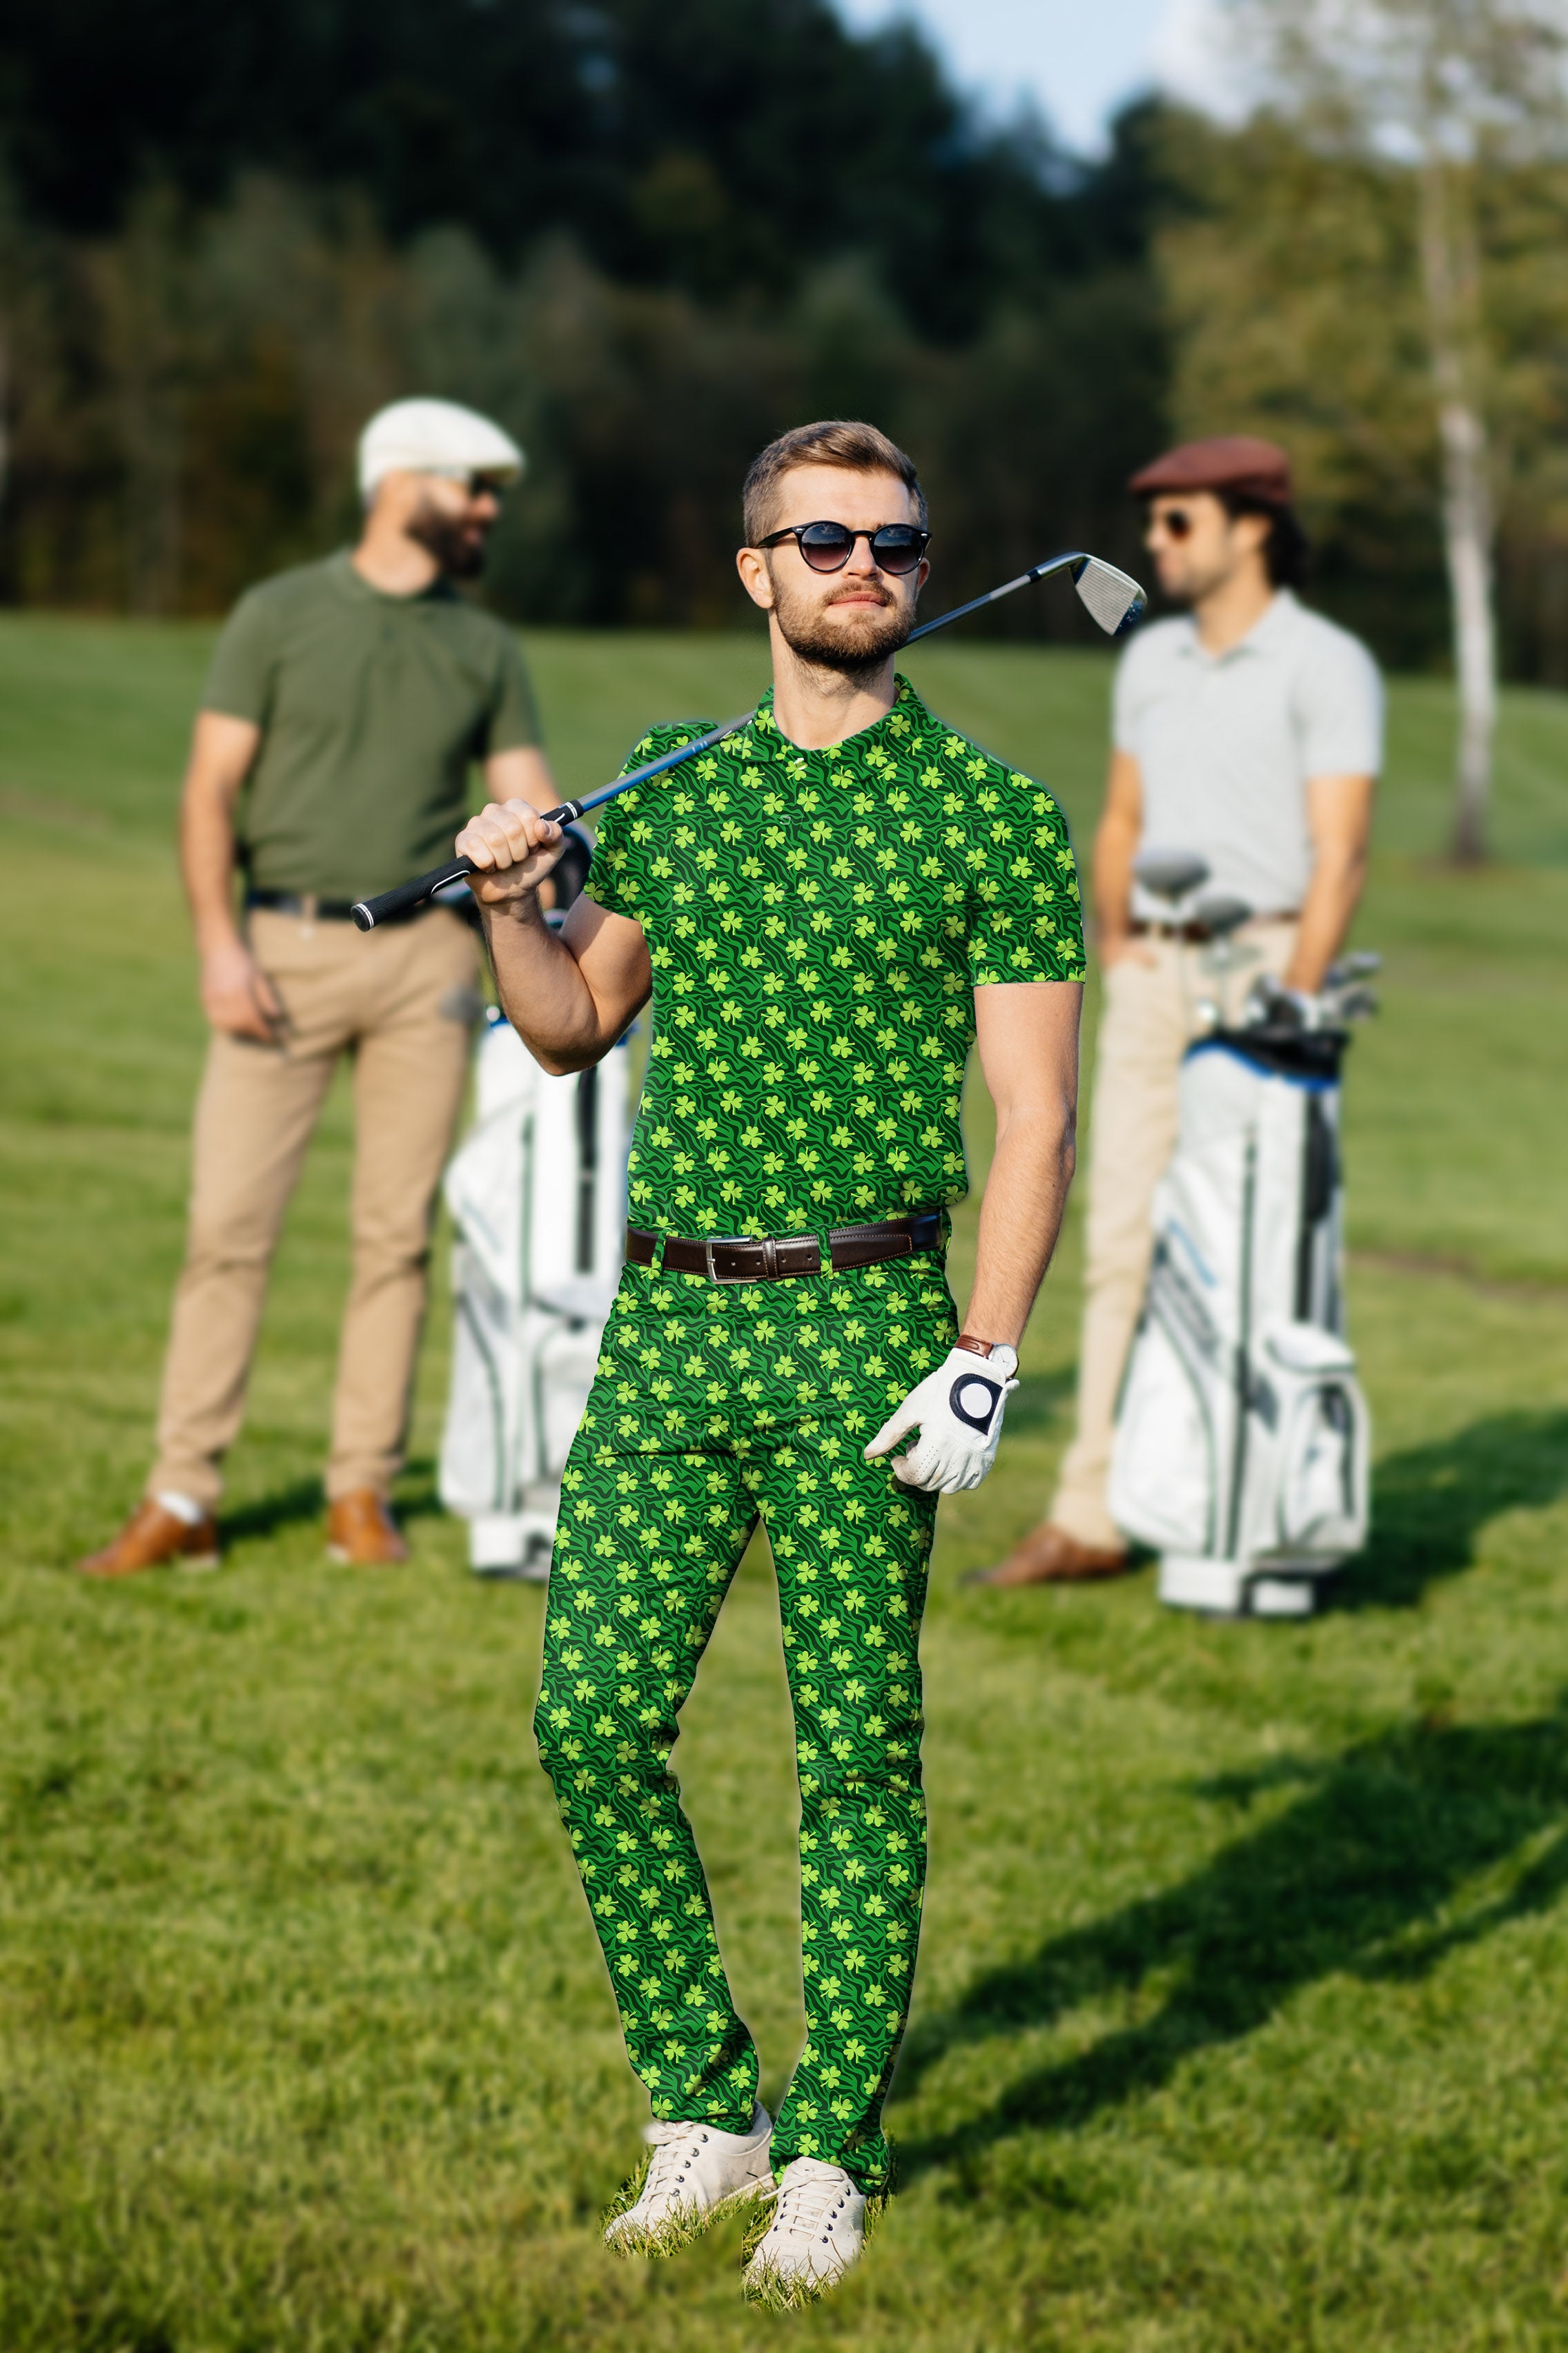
[202,551,542,901]
[585,674,1086,1234]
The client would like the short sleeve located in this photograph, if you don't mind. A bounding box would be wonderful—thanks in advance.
[583,721,712,919]
[1297,627,1384,777]
[967,766,1088,986]
[484,632,543,752]
[201,587,280,725]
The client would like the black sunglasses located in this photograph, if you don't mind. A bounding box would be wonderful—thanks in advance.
[757,520,930,575]
[1148,505,1196,540]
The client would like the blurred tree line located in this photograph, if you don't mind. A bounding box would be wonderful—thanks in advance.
[0,0,1564,691]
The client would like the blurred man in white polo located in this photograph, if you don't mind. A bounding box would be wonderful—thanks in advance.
[979,435,1383,1587]
[79,398,558,1577]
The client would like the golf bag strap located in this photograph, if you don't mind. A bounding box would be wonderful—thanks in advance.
[626,1210,942,1283]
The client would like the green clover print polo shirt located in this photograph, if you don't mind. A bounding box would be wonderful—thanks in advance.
[583,675,1086,1236]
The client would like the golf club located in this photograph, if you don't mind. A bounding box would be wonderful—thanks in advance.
[1133,848,1212,1029]
[349,548,1147,930]
[905,550,1146,646]
[1133,848,1211,906]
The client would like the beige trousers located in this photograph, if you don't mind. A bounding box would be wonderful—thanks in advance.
[149,906,479,1510]
[1050,920,1299,1551]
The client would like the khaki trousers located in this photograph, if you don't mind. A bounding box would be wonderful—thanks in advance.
[1050,921,1298,1552]
[149,906,479,1511]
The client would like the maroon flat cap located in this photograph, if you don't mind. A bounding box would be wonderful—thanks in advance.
[1128,435,1293,506]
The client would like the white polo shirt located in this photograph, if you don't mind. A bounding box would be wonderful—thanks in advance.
[1113,590,1383,921]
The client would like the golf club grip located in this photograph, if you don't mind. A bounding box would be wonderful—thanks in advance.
[350,799,587,930]
[351,859,474,931]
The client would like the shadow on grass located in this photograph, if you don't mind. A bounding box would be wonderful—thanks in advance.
[219,1457,447,1548]
[892,1701,1568,2188]
[217,1478,324,1546]
[1348,1409,1568,1610]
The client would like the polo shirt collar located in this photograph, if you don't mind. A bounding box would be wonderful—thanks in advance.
[328,548,455,607]
[1176,588,1298,666]
[747,671,922,761]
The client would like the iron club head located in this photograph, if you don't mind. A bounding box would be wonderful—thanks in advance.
[1069,555,1146,637]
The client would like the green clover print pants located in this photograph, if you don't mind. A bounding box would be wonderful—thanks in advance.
[533,1250,955,2194]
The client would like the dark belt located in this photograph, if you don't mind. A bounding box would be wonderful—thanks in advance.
[627,1210,942,1284]
[1130,912,1298,944]
[247,890,364,923]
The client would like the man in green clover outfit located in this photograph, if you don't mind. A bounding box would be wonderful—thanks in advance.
[455,420,1084,2303]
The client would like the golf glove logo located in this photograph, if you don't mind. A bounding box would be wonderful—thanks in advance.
[865,1345,1020,1494]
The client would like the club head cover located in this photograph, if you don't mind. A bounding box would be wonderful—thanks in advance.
[864,1345,1020,1494]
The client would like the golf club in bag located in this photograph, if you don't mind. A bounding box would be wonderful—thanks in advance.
[438,836,630,1578]
[1108,912,1381,1621]
[349,549,1146,932]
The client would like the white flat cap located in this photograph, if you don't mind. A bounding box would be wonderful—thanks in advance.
[358,398,525,498]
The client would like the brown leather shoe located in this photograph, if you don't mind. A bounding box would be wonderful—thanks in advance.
[968,1521,1129,1588]
[326,1491,409,1566]
[76,1498,219,1579]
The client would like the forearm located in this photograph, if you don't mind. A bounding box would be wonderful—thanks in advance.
[1091,752,1143,957]
[1092,813,1137,949]
[962,1104,1077,1348]
[482,896,623,1074]
[180,785,244,952]
[1285,850,1366,992]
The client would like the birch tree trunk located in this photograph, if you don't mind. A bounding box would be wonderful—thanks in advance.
[1418,151,1497,865]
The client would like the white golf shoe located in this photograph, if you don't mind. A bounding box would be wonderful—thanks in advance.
[742,2156,868,2305]
[603,2105,773,2257]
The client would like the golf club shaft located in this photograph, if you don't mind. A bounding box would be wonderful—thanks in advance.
[349,710,755,929]
[352,549,1108,930]
[904,551,1083,643]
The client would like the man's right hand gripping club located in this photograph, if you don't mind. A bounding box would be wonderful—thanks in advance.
[865,1343,1021,1494]
[456,798,570,906]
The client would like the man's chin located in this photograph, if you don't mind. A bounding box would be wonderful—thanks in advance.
[778,606,910,672]
[410,520,489,580]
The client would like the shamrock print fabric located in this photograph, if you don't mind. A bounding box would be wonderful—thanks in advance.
[584,674,1085,1236]
[533,1251,954,2194]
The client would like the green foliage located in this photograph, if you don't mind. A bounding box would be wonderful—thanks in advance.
[1156,99,1568,683]
[0,3,1172,631]
[0,162,1167,630]
[7,623,1568,2343]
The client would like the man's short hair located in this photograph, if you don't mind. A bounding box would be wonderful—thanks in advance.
[742,420,927,547]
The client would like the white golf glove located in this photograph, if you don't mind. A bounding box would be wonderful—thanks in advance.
[864,1343,1020,1494]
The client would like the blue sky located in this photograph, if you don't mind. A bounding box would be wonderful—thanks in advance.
[832,0,1233,155]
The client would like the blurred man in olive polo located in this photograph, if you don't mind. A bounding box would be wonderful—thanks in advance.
[978,435,1382,1588]
[79,398,558,1575]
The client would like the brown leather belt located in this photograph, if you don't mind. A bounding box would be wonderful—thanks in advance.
[627,1210,942,1284]
[1130,912,1299,944]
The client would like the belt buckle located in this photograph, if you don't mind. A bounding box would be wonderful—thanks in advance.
[705,1236,756,1285]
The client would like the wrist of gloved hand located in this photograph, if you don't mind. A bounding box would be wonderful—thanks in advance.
[863,1344,1020,1494]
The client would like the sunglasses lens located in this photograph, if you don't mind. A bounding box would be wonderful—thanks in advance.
[1162,511,1192,539]
[870,527,925,574]
[798,523,854,570]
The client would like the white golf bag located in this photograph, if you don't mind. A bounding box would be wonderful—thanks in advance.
[1108,1025,1370,1617]
[440,1008,629,1576]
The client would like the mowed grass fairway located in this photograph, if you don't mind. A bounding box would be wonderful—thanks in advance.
[4,614,1568,2350]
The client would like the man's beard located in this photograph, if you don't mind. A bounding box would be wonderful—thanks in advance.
[770,574,912,674]
[408,506,489,580]
[1165,553,1235,609]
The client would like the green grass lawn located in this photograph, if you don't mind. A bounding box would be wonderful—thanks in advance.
[4,616,1568,2349]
